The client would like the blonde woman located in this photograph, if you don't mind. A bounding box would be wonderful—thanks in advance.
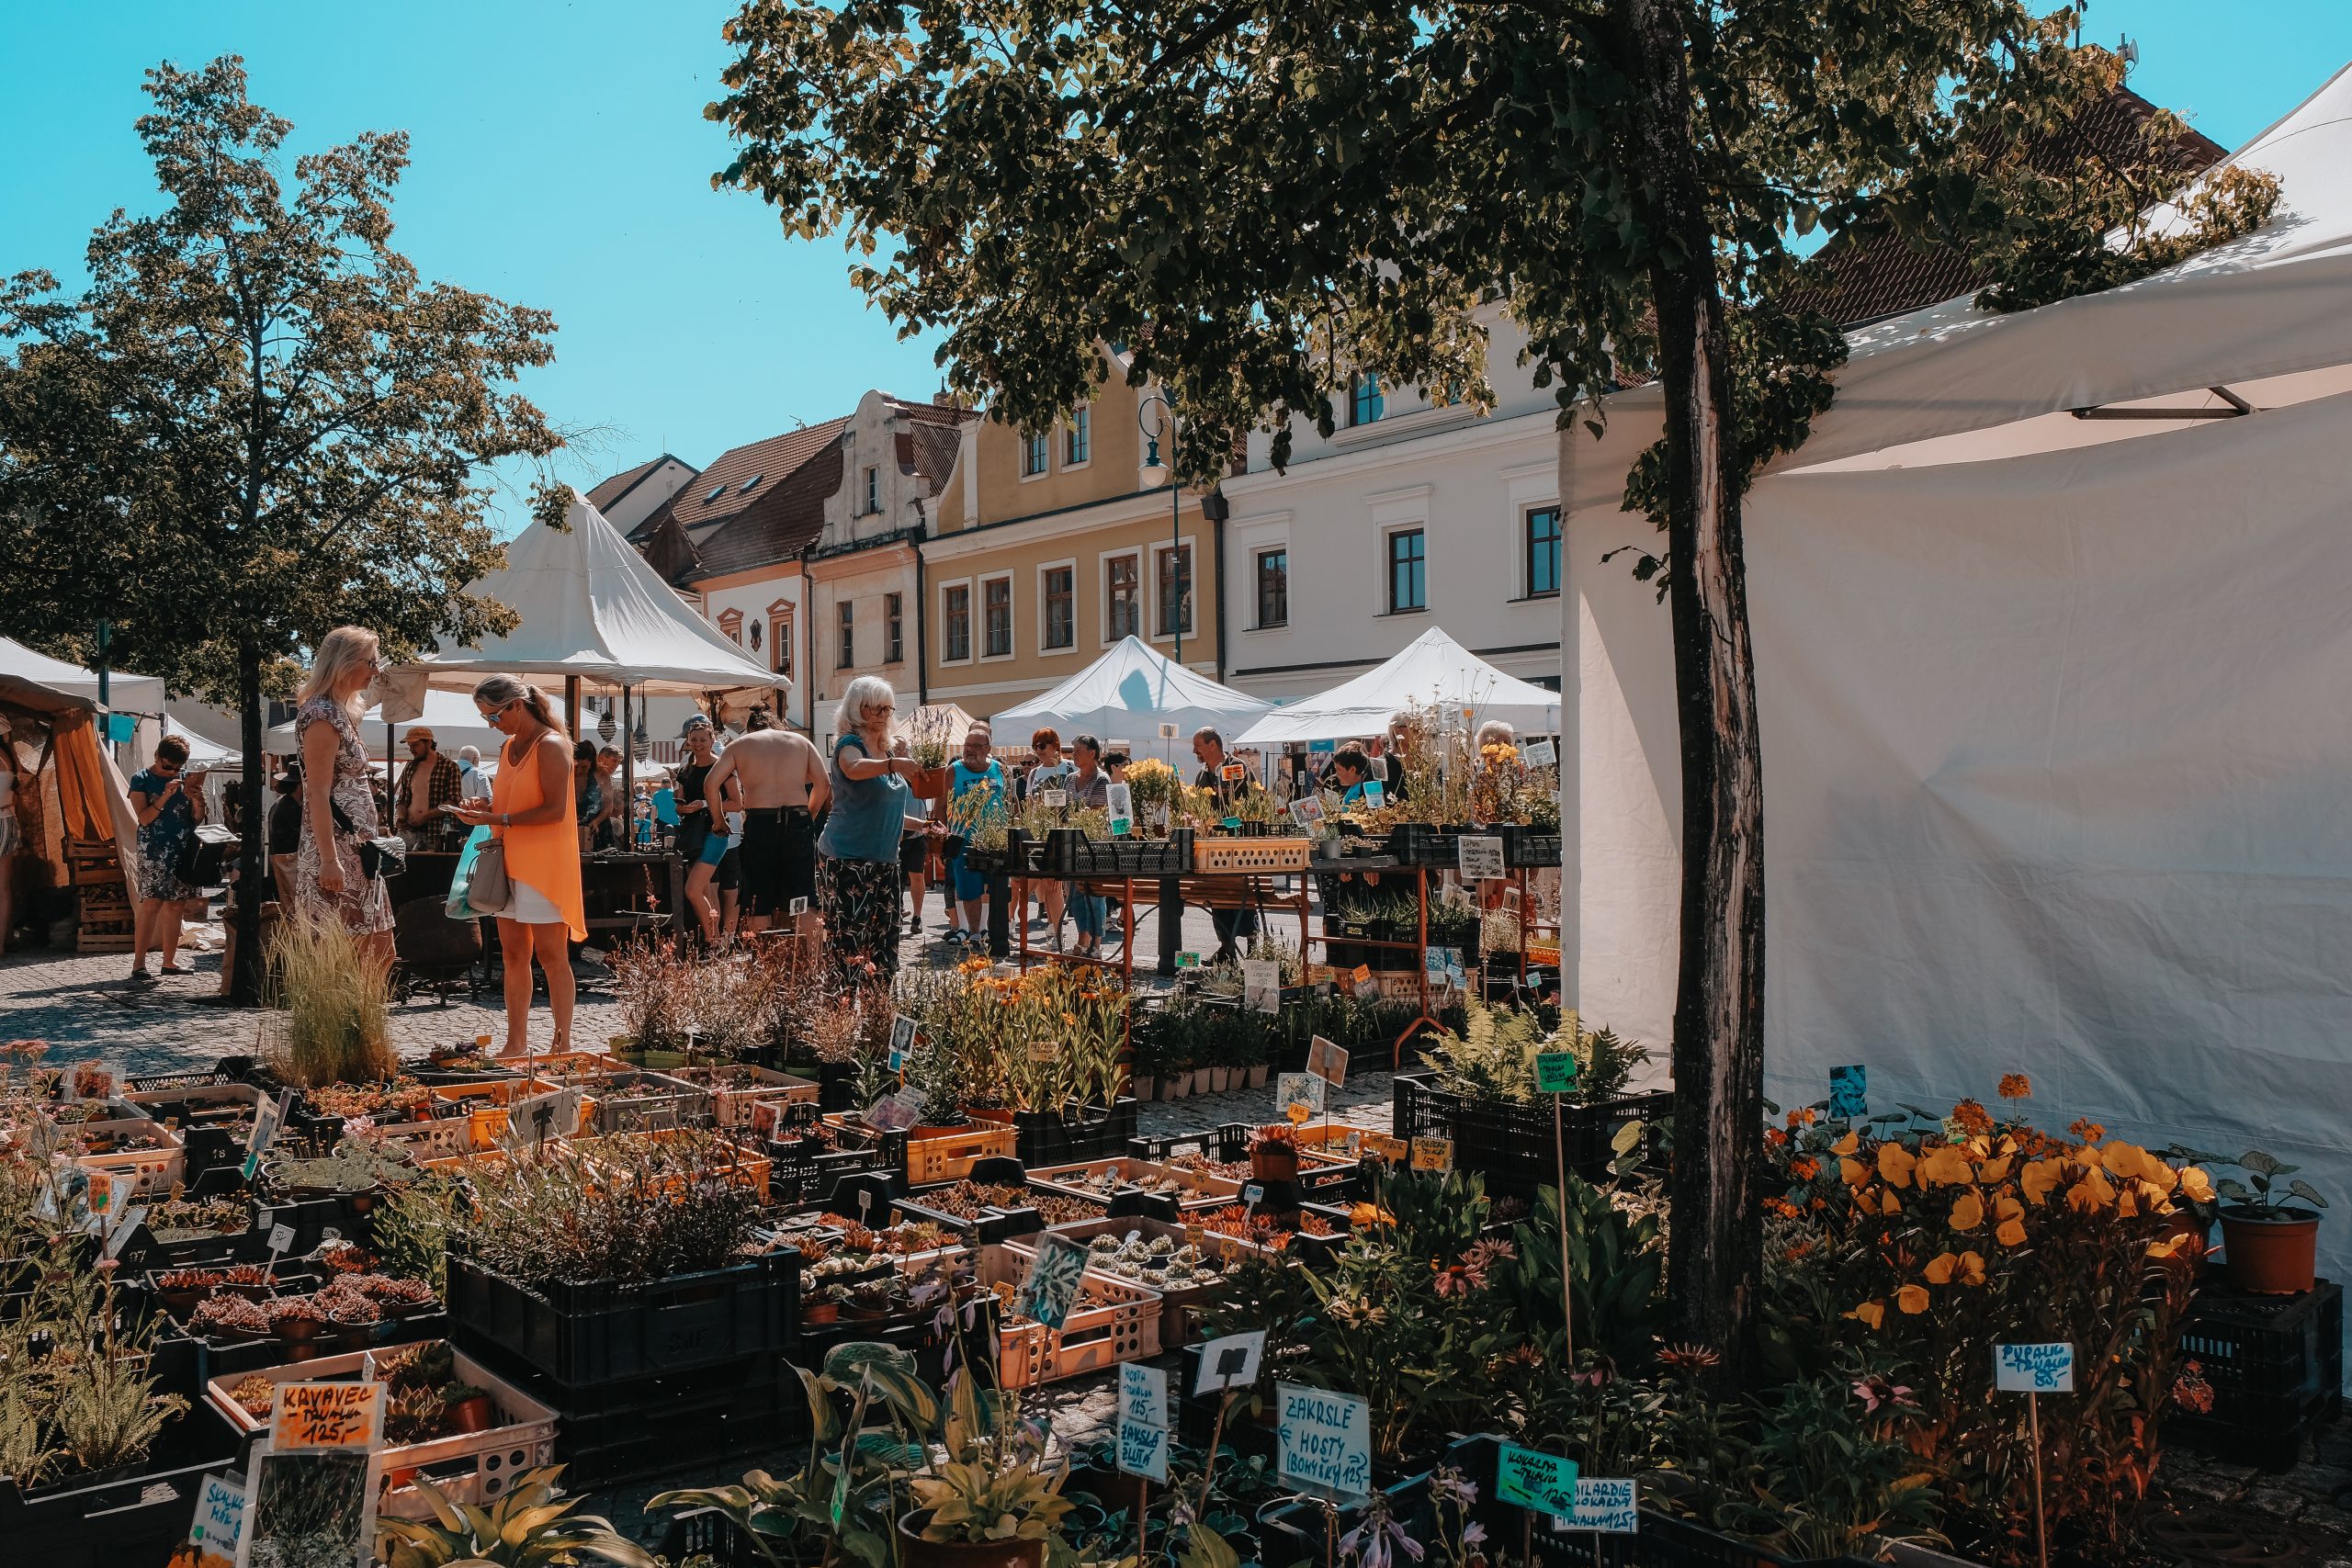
[447,675,585,1056]
[815,675,913,977]
[294,626,393,964]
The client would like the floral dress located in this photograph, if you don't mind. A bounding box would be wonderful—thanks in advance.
[129,767,198,901]
[294,696,394,936]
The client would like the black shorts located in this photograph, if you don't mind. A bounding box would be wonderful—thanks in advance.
[717,844,741,894]
[899,832,929,875]
[739,807,815,916]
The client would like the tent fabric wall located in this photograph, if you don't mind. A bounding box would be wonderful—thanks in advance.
[1569,387,2352,1289]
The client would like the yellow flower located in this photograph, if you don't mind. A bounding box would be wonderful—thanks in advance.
[1978,1156,2013,1183]
[1877,1143,1917,1189]
[1956,1250,1986,1285]
[1918,1145,1973,1188]
[2103,1142,2154,1182]
[1896,1284,1931,1315]
[1881,1190,1903,1215]
[1830,1130,1860,1156]
[1996,1216,2028,1247]
[1839,1156,1869,1187]
[2020,1158,2064,1205]
[1924,1252,1959,1285]
[2067,1166,2118,1212]
[2178,1166,2215,1203]
[1849,1301,1885,1329]
[1996,1194,2024,1223]
[1949,1191,1984,1232]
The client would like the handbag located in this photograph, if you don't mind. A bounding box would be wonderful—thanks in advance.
[328,797,408,881]
[173,823,237,888]
[467,833,514,914]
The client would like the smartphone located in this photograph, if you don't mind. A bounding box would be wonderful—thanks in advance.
[438,804,469,816]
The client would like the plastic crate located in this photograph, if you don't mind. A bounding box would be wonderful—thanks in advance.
[2172,1278,2344,1472]
[445,1251,797,1387]
[969,1099,1138,1168]
[1501,828,1563,868]
[1038,831,1191,878]
[204,1341,556,1515]
[64,1115,185,1197]
[551,1354,804,1488]
[1193,837,1311,874]
[1001,1215,1237,1348]
[975,1243,1160,1389]
[763,1123,906,1207]
[662,1065,820,1128]
[886,1117,1019,1185]
[0,1408,243,1568]
[1028,1156,1244,1213]
[1391,1073,1672,1192]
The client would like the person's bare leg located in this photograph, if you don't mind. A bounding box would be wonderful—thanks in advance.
[907,872,925,930]
[720,886,740,942]
[685,864,718,943]
[160,904,184,970]
[534,922,574,1053]
[495,918,533,1055]
[131,897,161,976]
[0,852,14,955]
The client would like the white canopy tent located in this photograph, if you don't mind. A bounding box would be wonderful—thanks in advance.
[0,637,166,714]
[1236,626,1561,748]
[992,637,1272,763]
[1564,64,2352,1289]
[265,686,570,762]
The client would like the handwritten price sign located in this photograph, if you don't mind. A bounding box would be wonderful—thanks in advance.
[1996,1342,2075,1393]
[270,1381,385,1453]
[1276,1382,1373,1503]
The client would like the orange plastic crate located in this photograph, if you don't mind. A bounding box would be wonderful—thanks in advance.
[1193,837,1311,874]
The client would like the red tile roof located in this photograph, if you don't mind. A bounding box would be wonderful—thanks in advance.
[1784,84,2227,329]
[666,420,854,542]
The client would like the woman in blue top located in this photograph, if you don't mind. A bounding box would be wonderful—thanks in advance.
[817,676,914,977]
[128,733,207,982]
[945,725,1006,945]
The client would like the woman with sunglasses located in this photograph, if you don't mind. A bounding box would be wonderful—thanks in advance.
[447,674,585,1057]
[127,733,207,982]
[294,626,395,967]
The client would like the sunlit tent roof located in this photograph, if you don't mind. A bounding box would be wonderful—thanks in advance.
[1236,626,1560,747]
[0,637,166,714]
[992,637,1272,762]
[383,491,783,715]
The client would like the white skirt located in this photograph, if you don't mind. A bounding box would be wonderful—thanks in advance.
[505,878,562,926]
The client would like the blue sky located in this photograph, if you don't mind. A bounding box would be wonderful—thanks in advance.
[4,1,2347,535]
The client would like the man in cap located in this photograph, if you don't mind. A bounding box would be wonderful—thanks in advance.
[396,726,464,850]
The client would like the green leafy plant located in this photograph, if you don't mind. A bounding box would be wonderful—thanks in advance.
[1421,998,1648,1107]
[2165,1145,2325,1219]
[377,1464,656,1567]
[268,913,398,1088]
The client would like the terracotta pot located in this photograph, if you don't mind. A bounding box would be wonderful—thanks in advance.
[2222,1206,2321,1293]
[898,1512,1047,1568]
[1248,1064,1270,1089]
[1251,1144,1299,1183]
[274,1315,322,1345]
[910,766,950,798]
[805,1302,841,1325]
[446,1395,495,1434]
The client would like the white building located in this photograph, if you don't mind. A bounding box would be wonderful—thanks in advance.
[1219,311,1566,708]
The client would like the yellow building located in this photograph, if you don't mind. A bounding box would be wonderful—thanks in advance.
[922,365,1228,721]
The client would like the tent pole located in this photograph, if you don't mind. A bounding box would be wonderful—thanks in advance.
[621,684,635,847]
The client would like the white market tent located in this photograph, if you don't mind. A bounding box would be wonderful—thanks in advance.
[0,637,166,714]
[1562,63,2352,1289]
[993,637,1272,763]
[1236,626,1561,748]
[265,686,570,763]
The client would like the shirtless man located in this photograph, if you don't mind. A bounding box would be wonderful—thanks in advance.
[705,710,830,932]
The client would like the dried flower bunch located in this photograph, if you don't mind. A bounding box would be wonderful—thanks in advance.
[457,1131,766,1291]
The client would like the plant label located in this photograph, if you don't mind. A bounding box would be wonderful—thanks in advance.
[476,1034,495,1050]
[1221,760,1248,784]
[1106,781,1134,819]
[189,1469,247,1568]
[271,1382,385,1453]
[1410,1136,1455,1172]
[1362,1132,1408,1164]
[1497,1442,1579,1513]
[1289,795,1325,829]
[1242,959,1283,1014]
[1159,722,1181,739]
[1276,1071,1325,1120]
[1109,816,1134,838]
[1193,1330,1267,1394]
[1360,780,1385,809]
[865,1093,922,1133]
[242,1090,290,1179]
[1176,950,1202,969]
[1117,1413,1170,1483]
[1996,1342,2075,1393]
[1306,1035,1349,1087]
[1828,1065,1867,1120]
[1042,787,1068,807]
[1029,1039,1059,1063]
[1457,835,1506,881]
[1275,1382,1373,1503]
[1013,1235,1091,1331]
[789,896,808,917]
[1120,1362,1168,1429]
[1242,1183,1265,1209]
[889,1013,917,1059]
[266,1223,296,1256]
[1445,958,1469,992]
[1522,739,1558,768]
[106,1203,149,1259]
[1552,1478,1638,1535]
[97,1171,135,1234]
[1534,1051,1580,1095]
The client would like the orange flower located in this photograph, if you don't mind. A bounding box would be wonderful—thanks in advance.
[1896,1284,1931,1314]
[1950,1100,1994,1135]
[1978,1155,2013,1183]
[1830,1130,1860,1157]
[1996,1216,2028,1247]
[1918,1145,1973,1187]
[2178,1166,2215,1203]
[2020,1158,2064,1205]
[1849,1301,1885,1329]
[1790,1156,1820,1181]
[1997,1073,2032,1100]
[1839,1156,1869,1187]
[1881,1190,1903,1215]
[2067,1166,2118,1212]
[1877,1143,1917,1189]
[1955,1250,1986,1285]
[1949,1191,1984,1231]
[2069,1117,2107,1143]
[1924,1252,1959,1285]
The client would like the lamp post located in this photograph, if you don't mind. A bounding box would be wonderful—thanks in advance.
[1136,392,1182,665]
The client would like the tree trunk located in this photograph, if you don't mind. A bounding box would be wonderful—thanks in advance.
[1621,0,1768,1381]
[230,638,268,1007]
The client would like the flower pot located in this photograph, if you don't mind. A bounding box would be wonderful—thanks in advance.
[1251,1145,1299,1183]
[2221,1206,2322,1293]
[910,766,950,798]
[447,1394,494,1434]
[274,1316,323,1346]
[805,1302,841,1325]
[1131,1075,1156,1101]
[1248,1064,1270,1089]
[898,1512,1047,1568]
[1190,1069,1213,1096]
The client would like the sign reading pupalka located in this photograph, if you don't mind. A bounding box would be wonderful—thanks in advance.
[1276,1382,1374,1502]
[1552,1478,1639,1534]
[1496,1441,1579,1513]
[1995,1342,2075,1393]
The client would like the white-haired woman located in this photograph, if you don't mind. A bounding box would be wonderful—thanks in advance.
[446,675,584,1057]
[294,626,394,964]
[815,675,913,978]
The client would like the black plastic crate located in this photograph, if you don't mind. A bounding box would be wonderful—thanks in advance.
[2172,1278,2343,1472]
[763,1125,905,1206]
[1392,1073,1671,1193]
[978,1099,1139,1168]
[1501,827,1563,868]
[555,1356,805,1487]
[0,1405,242,1568]
[148,1310,452,1403]
[758,1055,859,1111]
[660,1507,772,1568]
[1132,1123,1254,1165]
[445,1250,797,1387]
[1039,830,1190,878]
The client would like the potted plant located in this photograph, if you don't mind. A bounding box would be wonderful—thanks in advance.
[2173,1145,2325,1293]
[900,1370,1074,1568]
[268,1294,326,1346]
[1250,1126,1299,1184]
[377,1466,655,1567]
[441,1382,496,1434]
[805,1281,846,1326]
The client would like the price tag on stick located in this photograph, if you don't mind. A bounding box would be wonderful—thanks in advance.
[1497,1442,1579,1514]
[1275,1382,1374,1503]
[1554,1478,1639,1535]
[1534,1051,1579,1095]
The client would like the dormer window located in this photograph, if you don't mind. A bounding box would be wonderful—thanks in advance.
[705,484,727,502]
[740,474,762,492]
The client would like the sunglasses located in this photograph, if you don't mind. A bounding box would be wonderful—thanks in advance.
[153,761,182,774]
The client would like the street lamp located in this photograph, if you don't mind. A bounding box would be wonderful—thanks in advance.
[1136,391,1183,664]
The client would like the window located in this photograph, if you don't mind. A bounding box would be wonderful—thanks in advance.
[983,575,1013,659]
[705,484,728,503]
[1022,431,1049,477]
[837,600,855,669]
[1350,375,1385,427]
[1525,505,1562,597]
[773,616,792,675]
[865,467,880,513]
[749,620,763,651]
[718,608,744,644]
[943,583,972,661]
[885,592,904,663]
[1255,548,1288,628]
[1155,544,1193,638]
[740,474,762,492]
[1065,408,1091,466]
[1387,528,1426,613]
[1043,565,1075,649]
[1105,555,1140,641]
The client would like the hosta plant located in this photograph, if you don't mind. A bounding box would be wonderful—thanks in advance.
[376,1465,655,1567]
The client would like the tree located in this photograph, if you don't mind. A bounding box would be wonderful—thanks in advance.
[0,57,560,1002]
[710,0,2271,1371]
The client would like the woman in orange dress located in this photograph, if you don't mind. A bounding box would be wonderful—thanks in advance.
[447,675,585,1057]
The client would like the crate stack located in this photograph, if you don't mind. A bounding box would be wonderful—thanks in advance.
[2172,1277,2343,1472]
[65,837,132,952]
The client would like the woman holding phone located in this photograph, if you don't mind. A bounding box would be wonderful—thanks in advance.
[127,733,206,983]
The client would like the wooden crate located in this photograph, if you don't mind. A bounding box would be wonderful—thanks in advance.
[1193,837,1311,874]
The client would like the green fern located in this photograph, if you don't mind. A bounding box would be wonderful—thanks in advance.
[1422,998,1648,1105]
